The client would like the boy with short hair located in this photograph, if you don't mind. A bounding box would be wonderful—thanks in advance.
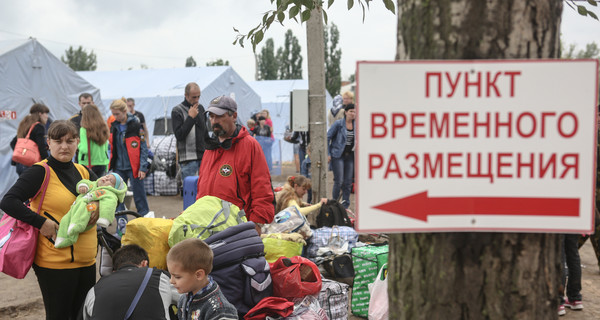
[167,238,238,320]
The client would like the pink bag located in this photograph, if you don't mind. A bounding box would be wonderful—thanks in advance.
[0,163,50,279]
[12,122,42,166]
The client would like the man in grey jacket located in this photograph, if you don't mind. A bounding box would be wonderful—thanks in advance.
[171,82,207,185]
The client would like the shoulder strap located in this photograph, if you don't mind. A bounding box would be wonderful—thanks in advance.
[124,268,153,320]
[33,163,51,214]
[87,135,92,168]
[25,122,40,139]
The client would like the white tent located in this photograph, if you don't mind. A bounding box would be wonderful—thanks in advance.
[248,80,333,163]
[0,38,103,197]
[78,66,261,145]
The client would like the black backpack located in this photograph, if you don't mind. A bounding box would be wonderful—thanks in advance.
[316,199,352,228]
[205,222,272,315]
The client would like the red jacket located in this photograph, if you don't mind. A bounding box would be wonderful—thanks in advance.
[109,116,147,178]
[197,126,275,224]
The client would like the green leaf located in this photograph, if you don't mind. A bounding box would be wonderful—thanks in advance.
[290,5,300,19]
[299,0,312,10]
[347,0,354,10]
[255,30,264,44]
[577,5,588,16]
[233,38,238,45]
[360,1,366,21]
[587,0,597,6]
[263,12,269,23]
[589,11,599,20]
[328,0,334,9]
[278,11,285,23]
[301,9,311,22]
[233,27,239,33]
[239,36,245,48]
[266,13,275,27]
[383,0,396,13]
[323,9,329,25]
[248,26,257,38]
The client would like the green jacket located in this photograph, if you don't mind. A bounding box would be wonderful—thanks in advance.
[78,127,109,166]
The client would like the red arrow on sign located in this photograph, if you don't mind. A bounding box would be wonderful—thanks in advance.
[372,191,580,222]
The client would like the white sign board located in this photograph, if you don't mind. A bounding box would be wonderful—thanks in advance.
[356,60,598,233]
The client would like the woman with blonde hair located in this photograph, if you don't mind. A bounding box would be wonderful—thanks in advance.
[275,175,326,214]
[11,108,49,175]
[109,98,149,215]
[78,104,109,177]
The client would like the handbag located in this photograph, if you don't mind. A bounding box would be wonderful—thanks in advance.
[12,122,42,166]
[0,162,50,279]
[271,256,322,299]
[322,253,355,286]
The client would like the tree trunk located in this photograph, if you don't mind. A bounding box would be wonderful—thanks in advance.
[390,1,563,319]
[307,5,328,199]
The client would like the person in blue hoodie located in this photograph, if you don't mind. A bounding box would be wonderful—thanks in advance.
[327,103,356,209]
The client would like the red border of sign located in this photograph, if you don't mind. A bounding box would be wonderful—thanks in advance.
[355,59,599,234]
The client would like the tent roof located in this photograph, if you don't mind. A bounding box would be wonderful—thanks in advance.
[247,79,309,103]
[0,39,29,56]
[78,66,261,145]
[0,38,102,197]
[78,66,232,100]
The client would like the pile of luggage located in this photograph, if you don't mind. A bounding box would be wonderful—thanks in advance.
[114,194,390,319]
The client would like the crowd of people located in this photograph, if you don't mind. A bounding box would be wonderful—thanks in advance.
[2,86,593,318]
[1,84,287,319]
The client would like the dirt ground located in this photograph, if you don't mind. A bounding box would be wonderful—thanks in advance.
[2,165,600,319]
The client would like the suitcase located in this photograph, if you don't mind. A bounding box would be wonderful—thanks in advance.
[318,279,349,320]
[183,175,199,210]
[351,244,389,317]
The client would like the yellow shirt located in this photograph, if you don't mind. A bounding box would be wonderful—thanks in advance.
[30,160,97,269]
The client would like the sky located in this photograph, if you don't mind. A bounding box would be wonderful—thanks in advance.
[0,1,598,83]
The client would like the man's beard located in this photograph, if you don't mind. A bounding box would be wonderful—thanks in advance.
[213,124,226,137]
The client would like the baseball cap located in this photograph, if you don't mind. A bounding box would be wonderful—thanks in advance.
[207,95,237,116]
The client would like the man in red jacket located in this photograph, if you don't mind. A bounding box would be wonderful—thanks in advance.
[197,95,275,229]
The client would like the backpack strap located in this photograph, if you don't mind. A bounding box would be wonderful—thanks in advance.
[124,268,153,320]
[194,200,232,239]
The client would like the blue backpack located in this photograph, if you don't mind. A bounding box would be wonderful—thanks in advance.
[205,222,272,314]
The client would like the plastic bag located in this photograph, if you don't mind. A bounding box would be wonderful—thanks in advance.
[122,217,173,270]
[262,234,304,263]
[271,256,322,299]
[368,263,389,320]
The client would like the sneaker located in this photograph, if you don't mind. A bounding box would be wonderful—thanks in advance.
[558,304,566,316]
[565,299,584,310]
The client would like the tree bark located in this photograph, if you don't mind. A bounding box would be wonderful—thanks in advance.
[390,1,563,319]
[306,4,328,199]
